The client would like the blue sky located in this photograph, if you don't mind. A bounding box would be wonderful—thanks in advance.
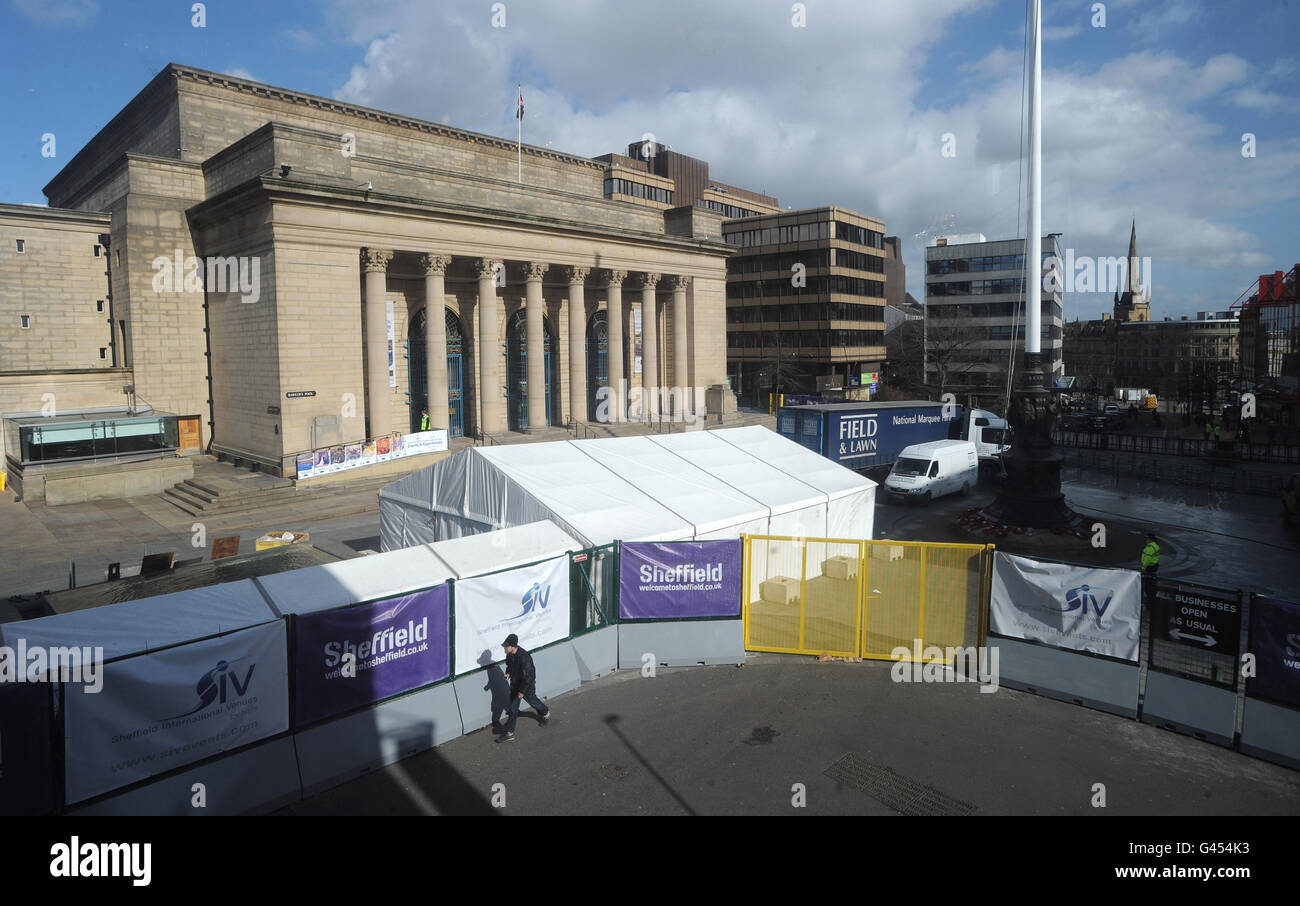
[3,0,1297,320]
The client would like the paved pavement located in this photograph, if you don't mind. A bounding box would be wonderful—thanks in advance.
[0,475,384,604]
[277,654,1300,816]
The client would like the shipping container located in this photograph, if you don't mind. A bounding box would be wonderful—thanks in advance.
[776,400,962,470]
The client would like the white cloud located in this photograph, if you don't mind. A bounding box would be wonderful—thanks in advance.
[962,47,1023,80]
[1269,57,1299,79]
[1044,25,1082,41]
[223,67,261,83]
[316,0,1297,320]
[13,0,99,26]
[284,28,318,47]
[1232,87,1300,114]
[1129,0,1203,35]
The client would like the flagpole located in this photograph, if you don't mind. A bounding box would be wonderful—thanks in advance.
[517,84,522,183]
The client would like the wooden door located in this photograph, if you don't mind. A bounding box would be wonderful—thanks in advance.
[178,415,201,454]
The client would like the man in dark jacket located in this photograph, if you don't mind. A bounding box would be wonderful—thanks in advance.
[498,633,551,742]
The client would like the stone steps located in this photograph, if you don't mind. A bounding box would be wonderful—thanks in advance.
[162,468,391,518]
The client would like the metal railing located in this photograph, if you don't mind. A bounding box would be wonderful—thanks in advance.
[1059,449,1286,495]
[1053,430,1300,465]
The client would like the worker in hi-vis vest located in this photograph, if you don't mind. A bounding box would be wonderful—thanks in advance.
[420,410,430,431]
[1141,532,1161,603]
[1141,533,1160,575]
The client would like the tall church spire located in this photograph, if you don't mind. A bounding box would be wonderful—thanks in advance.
[1112,219,1150,321]
[1126,218,1140,295]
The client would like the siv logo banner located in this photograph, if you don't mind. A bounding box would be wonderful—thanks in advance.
[454,555,569,675]
[506,583,551,622]
[1061,584,1115,623]
[989,553,1141,661]
[165,658,255,719]
[49,837,151,887]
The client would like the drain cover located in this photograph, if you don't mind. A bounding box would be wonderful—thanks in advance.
[823,753,976,816]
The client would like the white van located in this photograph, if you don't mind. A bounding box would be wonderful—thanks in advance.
[884,439,979,505]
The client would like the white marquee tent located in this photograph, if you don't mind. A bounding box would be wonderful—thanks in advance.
[0,580,278,658]
[379,427,875,551]
[259,520,582,615]
[571,436,772,540]
[708,425,876,540]
[641,430,829,539]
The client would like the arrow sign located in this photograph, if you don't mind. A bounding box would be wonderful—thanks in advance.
[1168,628,1216,647]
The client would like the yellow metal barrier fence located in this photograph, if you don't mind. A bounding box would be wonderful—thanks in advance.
[743,535,994,661]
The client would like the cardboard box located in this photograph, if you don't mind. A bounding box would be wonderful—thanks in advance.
[823,555,859,580]
[760,577,800,606]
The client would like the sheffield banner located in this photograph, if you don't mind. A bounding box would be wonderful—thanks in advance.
[619,540,741,619]
[0,682,53,815]
[1247,595,1300,708]
[454,555,569,675]
[294,585,451,727]
[62,621,290,805]
[990,552,1141,661]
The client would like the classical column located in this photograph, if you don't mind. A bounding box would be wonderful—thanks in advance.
[566,266,591,424]
[669,274,691,419]
[524,262,548,431]
[605,270,627,423]
[419,254,451,433]
[476,258,504,435]
[361,247,393,439]
[640,273,660,420]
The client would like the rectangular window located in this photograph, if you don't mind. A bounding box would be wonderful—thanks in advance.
[21,315,31,328]
[16,239,24,253]
[99,348,107,359]
[96,300,105,312]
[94,245,102,257]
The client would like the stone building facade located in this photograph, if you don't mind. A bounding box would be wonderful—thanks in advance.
[924,234,1065,411]
[1063,311,1240,400]
[723,206,889,405]
[0,204,133,465]
[30,64,738,476]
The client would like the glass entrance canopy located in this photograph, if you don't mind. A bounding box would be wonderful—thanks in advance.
[4,410,179,466]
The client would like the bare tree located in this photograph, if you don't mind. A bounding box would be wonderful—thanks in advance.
[920,306,986,398]
[884,319,927,395]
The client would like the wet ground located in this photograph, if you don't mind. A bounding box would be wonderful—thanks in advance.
[874,470,1300,601]
[1060,469,1299,598]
